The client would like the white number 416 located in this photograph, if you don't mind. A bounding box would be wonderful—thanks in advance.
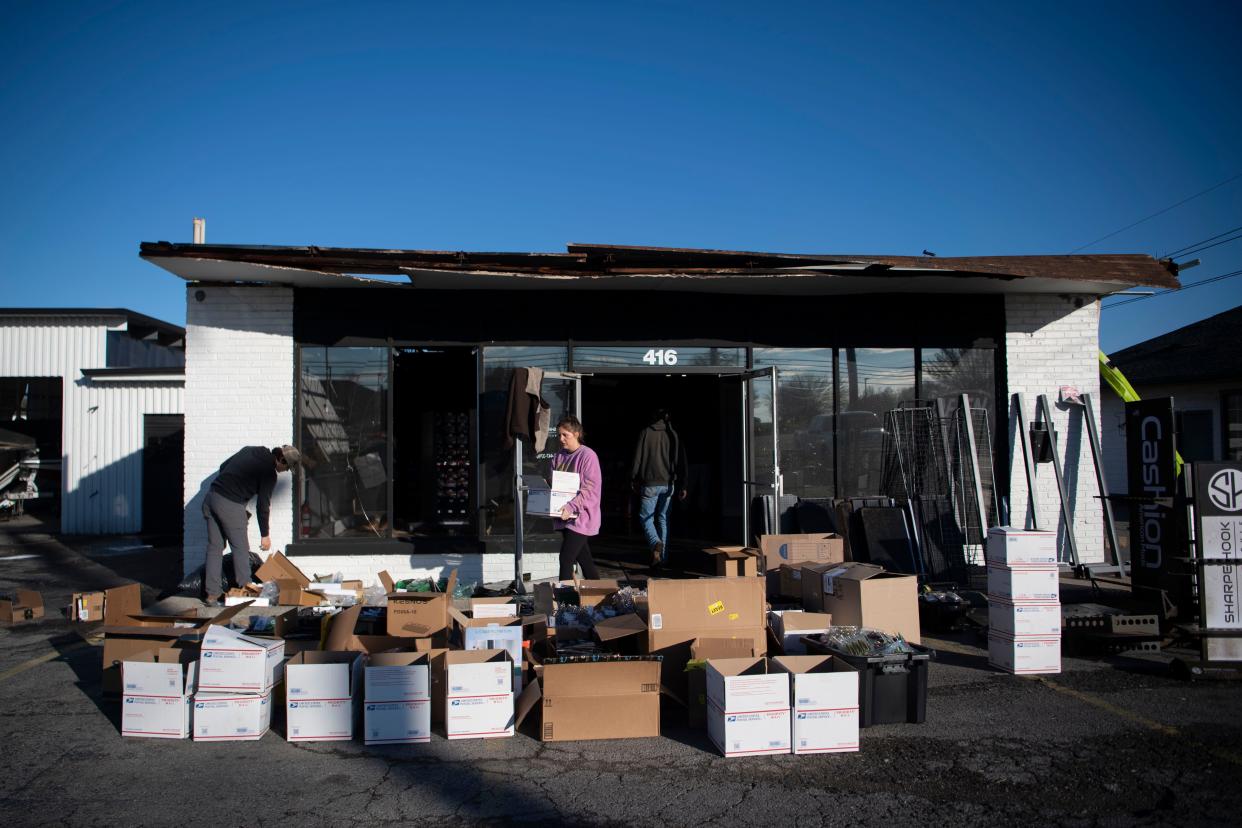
[642,348,678,366]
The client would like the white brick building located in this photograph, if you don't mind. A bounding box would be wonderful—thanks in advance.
[140,243,1179,584]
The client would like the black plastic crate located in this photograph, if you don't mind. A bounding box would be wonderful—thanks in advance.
[802,636,933,727]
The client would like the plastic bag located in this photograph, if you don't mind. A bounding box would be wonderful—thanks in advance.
[175,551,264,597]
[817,626,915,657]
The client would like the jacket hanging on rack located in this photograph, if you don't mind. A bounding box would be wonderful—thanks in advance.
[503,367,551,451]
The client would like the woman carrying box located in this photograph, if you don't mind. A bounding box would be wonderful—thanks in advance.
[552,415,602,580]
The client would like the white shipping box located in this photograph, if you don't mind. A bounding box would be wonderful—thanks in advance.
[122,694,193,739]
[988,632,1061,674]
[365,654,431,703]
[772,655,859,755]
[986,527,1059,567]
[199,624,286,693]
[192,690,274,741]
[286,652,363,742]
[471,603,519,619]
[525,471,580,518]
[463,624,525,692]
[365,700,432,745]
[989,599,1062,637]
[123,652,198,698]
[445,650,514,740]
[987,566,1060,602]
[705,657,791,757]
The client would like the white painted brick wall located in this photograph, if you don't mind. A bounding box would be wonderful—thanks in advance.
[286,552,561,586]
[1005,295,1105,564]
[183,286,295,575]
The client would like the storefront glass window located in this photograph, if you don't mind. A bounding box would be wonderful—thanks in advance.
[920,348,995,416]
[480,346,570,536]
[837,348,915,496]
[298,347,389,538]
[753,349,835,498]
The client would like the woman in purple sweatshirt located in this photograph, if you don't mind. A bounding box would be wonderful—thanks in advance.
[552,415,602,579]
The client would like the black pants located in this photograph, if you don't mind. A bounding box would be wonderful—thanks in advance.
[559,529,600,580]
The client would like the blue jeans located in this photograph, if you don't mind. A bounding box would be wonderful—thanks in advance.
[639,484,674,557]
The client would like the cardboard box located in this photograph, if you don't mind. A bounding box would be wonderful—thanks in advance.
[192,689,274,741]
[704,546,761,578]
[471,597,519,619]
[759,533,845,572]
[445,650,514,740]
[450,606,543,692]
[986,527,1059,568]
[813,562,922,645]
[522,659,661,742]
[286,651,363,742]
[255,552,324,606]
[0,590,43,623]
[768,611,832,655]
[687,638,756,729]
[987,566,1060,602]
[70,591,106,622]
[122,694,195,739]
[988,599,1062,637]
[364,652,432,745]
[380,569,457,639]
[526,470,580,517]
[778,565,804,600]
[364,698,431,745]
[646,577,766,652]
[799,563,837,613]
[705,657,791,757]
[771,655,859,754]
[123,648,198,697]
[101,599,247,695]
[121,648,199,739]
[988,632,1061,674]
[199,623,287,693]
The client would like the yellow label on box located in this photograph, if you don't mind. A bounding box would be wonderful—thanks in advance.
[708,601,725,616]
[727,613,739,621]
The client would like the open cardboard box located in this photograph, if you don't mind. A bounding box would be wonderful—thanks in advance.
[444,649,514,740]
[364,652,433,745]
[380,569,458,640]
[705,656,791,757]
[771,654,859,754]
[255,552,325,607]
[685,637,756,729]
[814,562,921,644]
[514,657,661,742]
[703,546,761,578]
[0,590,44,623]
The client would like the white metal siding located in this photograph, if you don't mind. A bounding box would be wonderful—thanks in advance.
[0,314,185,534]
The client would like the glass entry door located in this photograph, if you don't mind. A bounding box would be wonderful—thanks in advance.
[740,367,780,544]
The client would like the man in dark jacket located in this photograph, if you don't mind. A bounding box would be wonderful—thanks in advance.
[631,410,688,565]
[202,444,300,604]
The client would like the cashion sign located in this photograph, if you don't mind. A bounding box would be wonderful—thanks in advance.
[1126,399,1179,591]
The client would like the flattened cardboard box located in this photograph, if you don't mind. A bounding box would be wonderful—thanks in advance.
[519,659,661,742]
[759,533,844,572]
[380,569,457,639]
[0,590,43,623]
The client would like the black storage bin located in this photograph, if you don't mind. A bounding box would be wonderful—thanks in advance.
[803,637,932,727]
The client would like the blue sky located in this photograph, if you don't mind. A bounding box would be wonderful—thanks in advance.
[2,1,1239,351]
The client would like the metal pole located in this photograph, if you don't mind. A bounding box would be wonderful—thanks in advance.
[1013,393,1041,530]
[960,393,989,541]
[1080,392,1124,575]
[513,439,525,594]
[1037,394,1080,568]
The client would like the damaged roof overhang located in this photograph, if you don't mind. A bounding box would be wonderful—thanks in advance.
[139,241,1181,296]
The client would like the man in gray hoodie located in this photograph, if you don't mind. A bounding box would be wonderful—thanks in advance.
[631,409,688,565]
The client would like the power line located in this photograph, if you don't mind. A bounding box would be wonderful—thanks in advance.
[1071,171,1242,253]
[1162,223,1242,258]
[1166,230,1242,260]
[1102,267,1242,310]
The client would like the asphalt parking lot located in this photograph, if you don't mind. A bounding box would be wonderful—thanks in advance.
[2,517,1241,827]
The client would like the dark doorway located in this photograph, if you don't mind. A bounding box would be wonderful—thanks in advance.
[582,374,743,567]
[0,377,63,523]
[392,347,478,537]
[142,414,184,534]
